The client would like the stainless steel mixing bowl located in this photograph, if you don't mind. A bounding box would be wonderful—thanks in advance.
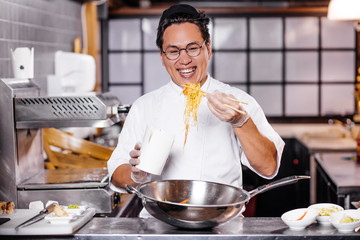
[126,175,310,229]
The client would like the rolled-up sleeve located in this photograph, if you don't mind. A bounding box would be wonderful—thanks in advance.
[239,95,285,179]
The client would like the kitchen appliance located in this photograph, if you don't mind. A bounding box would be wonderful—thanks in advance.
[126,175,311,229]
[0,78,129,216]
[54,51,96,95]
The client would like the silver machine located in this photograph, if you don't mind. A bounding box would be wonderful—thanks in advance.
[0,78,129,216]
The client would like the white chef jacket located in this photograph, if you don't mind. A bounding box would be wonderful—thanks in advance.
[107,75,285,193]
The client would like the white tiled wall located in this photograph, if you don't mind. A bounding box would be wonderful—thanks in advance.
[108,15,356,117]
[0,0,82,95]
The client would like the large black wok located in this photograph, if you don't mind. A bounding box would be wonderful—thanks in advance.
[126,175,310,229]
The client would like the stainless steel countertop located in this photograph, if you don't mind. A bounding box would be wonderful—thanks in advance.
[272,123,356,152]
[1,215,359,239]
[299,137,356,153]
[315,152,360,195]
[73,216,359,239]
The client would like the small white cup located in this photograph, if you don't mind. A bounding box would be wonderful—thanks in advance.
[11,47,34,79]
[137,126,175,175]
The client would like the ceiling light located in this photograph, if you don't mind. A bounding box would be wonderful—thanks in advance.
[328,0,360,21]
[328,0,360,31]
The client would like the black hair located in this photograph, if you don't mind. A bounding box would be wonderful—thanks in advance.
[156,4,210,51]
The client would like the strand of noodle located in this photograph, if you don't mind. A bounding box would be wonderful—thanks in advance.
[182,85,248,104]
[182,83,205,149]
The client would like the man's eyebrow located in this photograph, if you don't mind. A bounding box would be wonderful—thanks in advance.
[165,44,179,49]
[164,41,199,49]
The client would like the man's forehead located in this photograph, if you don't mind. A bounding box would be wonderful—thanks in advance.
[162,23,203,46]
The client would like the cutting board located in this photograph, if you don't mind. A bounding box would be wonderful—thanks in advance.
[0,208,95,235]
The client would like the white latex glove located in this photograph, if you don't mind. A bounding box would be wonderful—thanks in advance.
[129,142,151,183]
[207,90,249,128]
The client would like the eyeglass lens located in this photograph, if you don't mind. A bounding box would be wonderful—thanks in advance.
[164,42,203,60]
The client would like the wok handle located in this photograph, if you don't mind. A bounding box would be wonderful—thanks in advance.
[126,184,151,208]
[118,105,131,113]
[248,175,310,198]
[125,184,141,195]
[125,184,149,201]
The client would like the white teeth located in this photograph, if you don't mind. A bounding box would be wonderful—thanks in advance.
[179,68,195,74]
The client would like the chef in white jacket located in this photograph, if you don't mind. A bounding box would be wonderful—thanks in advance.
[108,4,284,196]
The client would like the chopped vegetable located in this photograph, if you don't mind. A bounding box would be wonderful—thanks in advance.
[179,198,190,204]
[67,204,80,209]
[339,214,359,223]
[297,211,307,221]
[317,206,341,216]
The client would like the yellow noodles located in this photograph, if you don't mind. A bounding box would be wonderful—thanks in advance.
[182,83,205,149]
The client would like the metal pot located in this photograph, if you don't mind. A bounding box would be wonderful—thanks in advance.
[126,175,310,229]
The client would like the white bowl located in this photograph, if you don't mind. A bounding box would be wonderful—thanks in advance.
[63,205,87,215]
[329,209,360,233]
[308,203,344,225]
[281,208,319,231]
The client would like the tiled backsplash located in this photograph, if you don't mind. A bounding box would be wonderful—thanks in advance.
[0,0,82,95]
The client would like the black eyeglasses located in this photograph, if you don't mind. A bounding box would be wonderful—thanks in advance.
[162,41,206,60]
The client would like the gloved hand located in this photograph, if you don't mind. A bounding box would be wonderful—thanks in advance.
[207,90,249,128]
[129,142,151,183]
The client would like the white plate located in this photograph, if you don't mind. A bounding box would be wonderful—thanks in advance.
[63,205,87,215]
[44,212,75,224]
[308,203,343,225]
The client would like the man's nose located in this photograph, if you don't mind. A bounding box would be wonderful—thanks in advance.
[178,48,192,63]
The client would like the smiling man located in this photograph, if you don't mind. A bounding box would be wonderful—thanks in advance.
[108,4,284,197]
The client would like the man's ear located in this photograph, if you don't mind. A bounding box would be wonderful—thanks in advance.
[206,40,212,60]
[159,48,165,66]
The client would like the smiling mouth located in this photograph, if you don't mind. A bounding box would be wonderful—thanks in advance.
[178,67,196,76]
